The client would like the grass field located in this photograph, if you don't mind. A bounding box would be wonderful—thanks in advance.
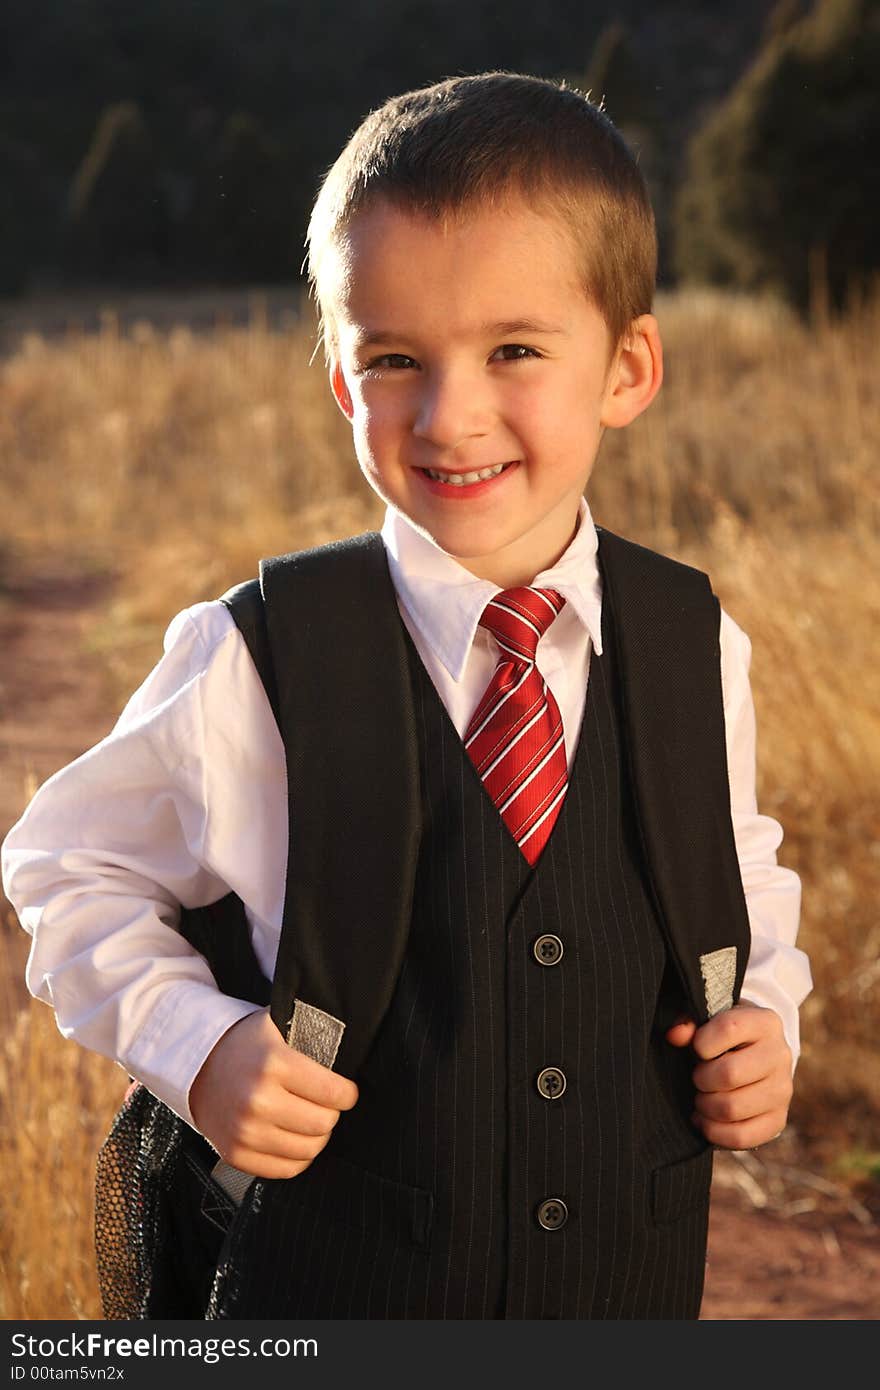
[1,286,877,1318]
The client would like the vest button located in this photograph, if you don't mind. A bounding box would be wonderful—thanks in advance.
[536,1198,568,1231]
[533,933,564,966]
[536,1066,567,1100]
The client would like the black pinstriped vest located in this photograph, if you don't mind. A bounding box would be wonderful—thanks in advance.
[205,531,752,1320]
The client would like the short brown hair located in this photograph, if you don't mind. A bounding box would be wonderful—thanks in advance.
[307,71,657,357]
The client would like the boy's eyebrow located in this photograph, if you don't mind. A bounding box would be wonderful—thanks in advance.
[351,317,567,347]
[483,318,567,337]
[350,328,406,348]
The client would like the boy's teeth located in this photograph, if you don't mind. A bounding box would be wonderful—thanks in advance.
[426,463,506,485]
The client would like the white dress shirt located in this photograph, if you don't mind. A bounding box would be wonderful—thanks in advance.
[1,500,811,1126]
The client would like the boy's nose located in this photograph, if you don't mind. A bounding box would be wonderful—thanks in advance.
[412,371,491,449]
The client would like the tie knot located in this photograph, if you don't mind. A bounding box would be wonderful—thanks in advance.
[479,587,565,663]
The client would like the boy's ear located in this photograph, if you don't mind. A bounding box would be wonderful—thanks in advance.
[600,314,663,430]
[330,361,354,420]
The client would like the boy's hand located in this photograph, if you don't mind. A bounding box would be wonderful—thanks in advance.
[189,1009,359,1180]
[665,1003,792,1150]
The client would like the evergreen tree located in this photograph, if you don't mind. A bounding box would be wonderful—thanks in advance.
[674,0,880,313]
[584,21,659,133]
[0,134,53,293]
[66,102,168,281]
[572,24,672,280]
[188,112,299,281]
[761,0,806,42]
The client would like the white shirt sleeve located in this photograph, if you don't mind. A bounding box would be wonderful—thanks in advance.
[719,609,812,1065]
[0,602,285,1127]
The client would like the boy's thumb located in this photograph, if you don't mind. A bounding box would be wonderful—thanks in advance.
[664,1016,698,1048]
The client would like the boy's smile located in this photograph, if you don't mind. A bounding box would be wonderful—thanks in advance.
[326,195,661,587]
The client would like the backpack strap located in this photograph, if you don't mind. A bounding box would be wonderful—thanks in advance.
[258,532,421,1078]
[181,534,421,1078]
[596,526,751,1024]
[220,577,280,726]
[173,581,279,1011]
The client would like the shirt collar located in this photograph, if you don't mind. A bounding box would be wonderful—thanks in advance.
[381,498,604,682]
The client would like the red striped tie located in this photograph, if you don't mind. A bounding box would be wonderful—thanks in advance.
[464,587,567,865]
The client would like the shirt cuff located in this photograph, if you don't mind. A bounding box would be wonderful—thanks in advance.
[738,939,812,1074]
[123,980,265,1128]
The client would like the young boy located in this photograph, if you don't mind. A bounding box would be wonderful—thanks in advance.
[2,73,810,1320]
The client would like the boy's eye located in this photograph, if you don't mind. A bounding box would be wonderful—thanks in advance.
[491,344,541,362]
[364,353,417,371]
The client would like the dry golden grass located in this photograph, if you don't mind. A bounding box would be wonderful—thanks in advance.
[1,286,877,1318]
[0,956,123,1320]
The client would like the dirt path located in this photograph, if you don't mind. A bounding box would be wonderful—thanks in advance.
[703,1154,879,1319]
[1,561,877,1320]
[0,561,120,1006]
[0,564,118,835]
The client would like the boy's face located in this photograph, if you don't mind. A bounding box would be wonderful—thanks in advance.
[326,195,660,587]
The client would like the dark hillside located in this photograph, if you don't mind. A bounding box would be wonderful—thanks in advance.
[2,0,785,293]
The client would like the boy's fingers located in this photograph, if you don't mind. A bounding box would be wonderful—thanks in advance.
[691,1109,788,1151]
[249,1082,345,1137]
[226,1118,333,1165]
[214,1086,344,1171]
[693,1035,791,1094]
[275,1046,359,1111]
[690,1002,781,1061]
[693,1077,783,1124]
[664,1016,697,1047]
[215,1142,329,1182]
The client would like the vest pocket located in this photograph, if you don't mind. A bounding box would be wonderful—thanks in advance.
[284,1150,434,1252]
[650,1147,714,1225]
